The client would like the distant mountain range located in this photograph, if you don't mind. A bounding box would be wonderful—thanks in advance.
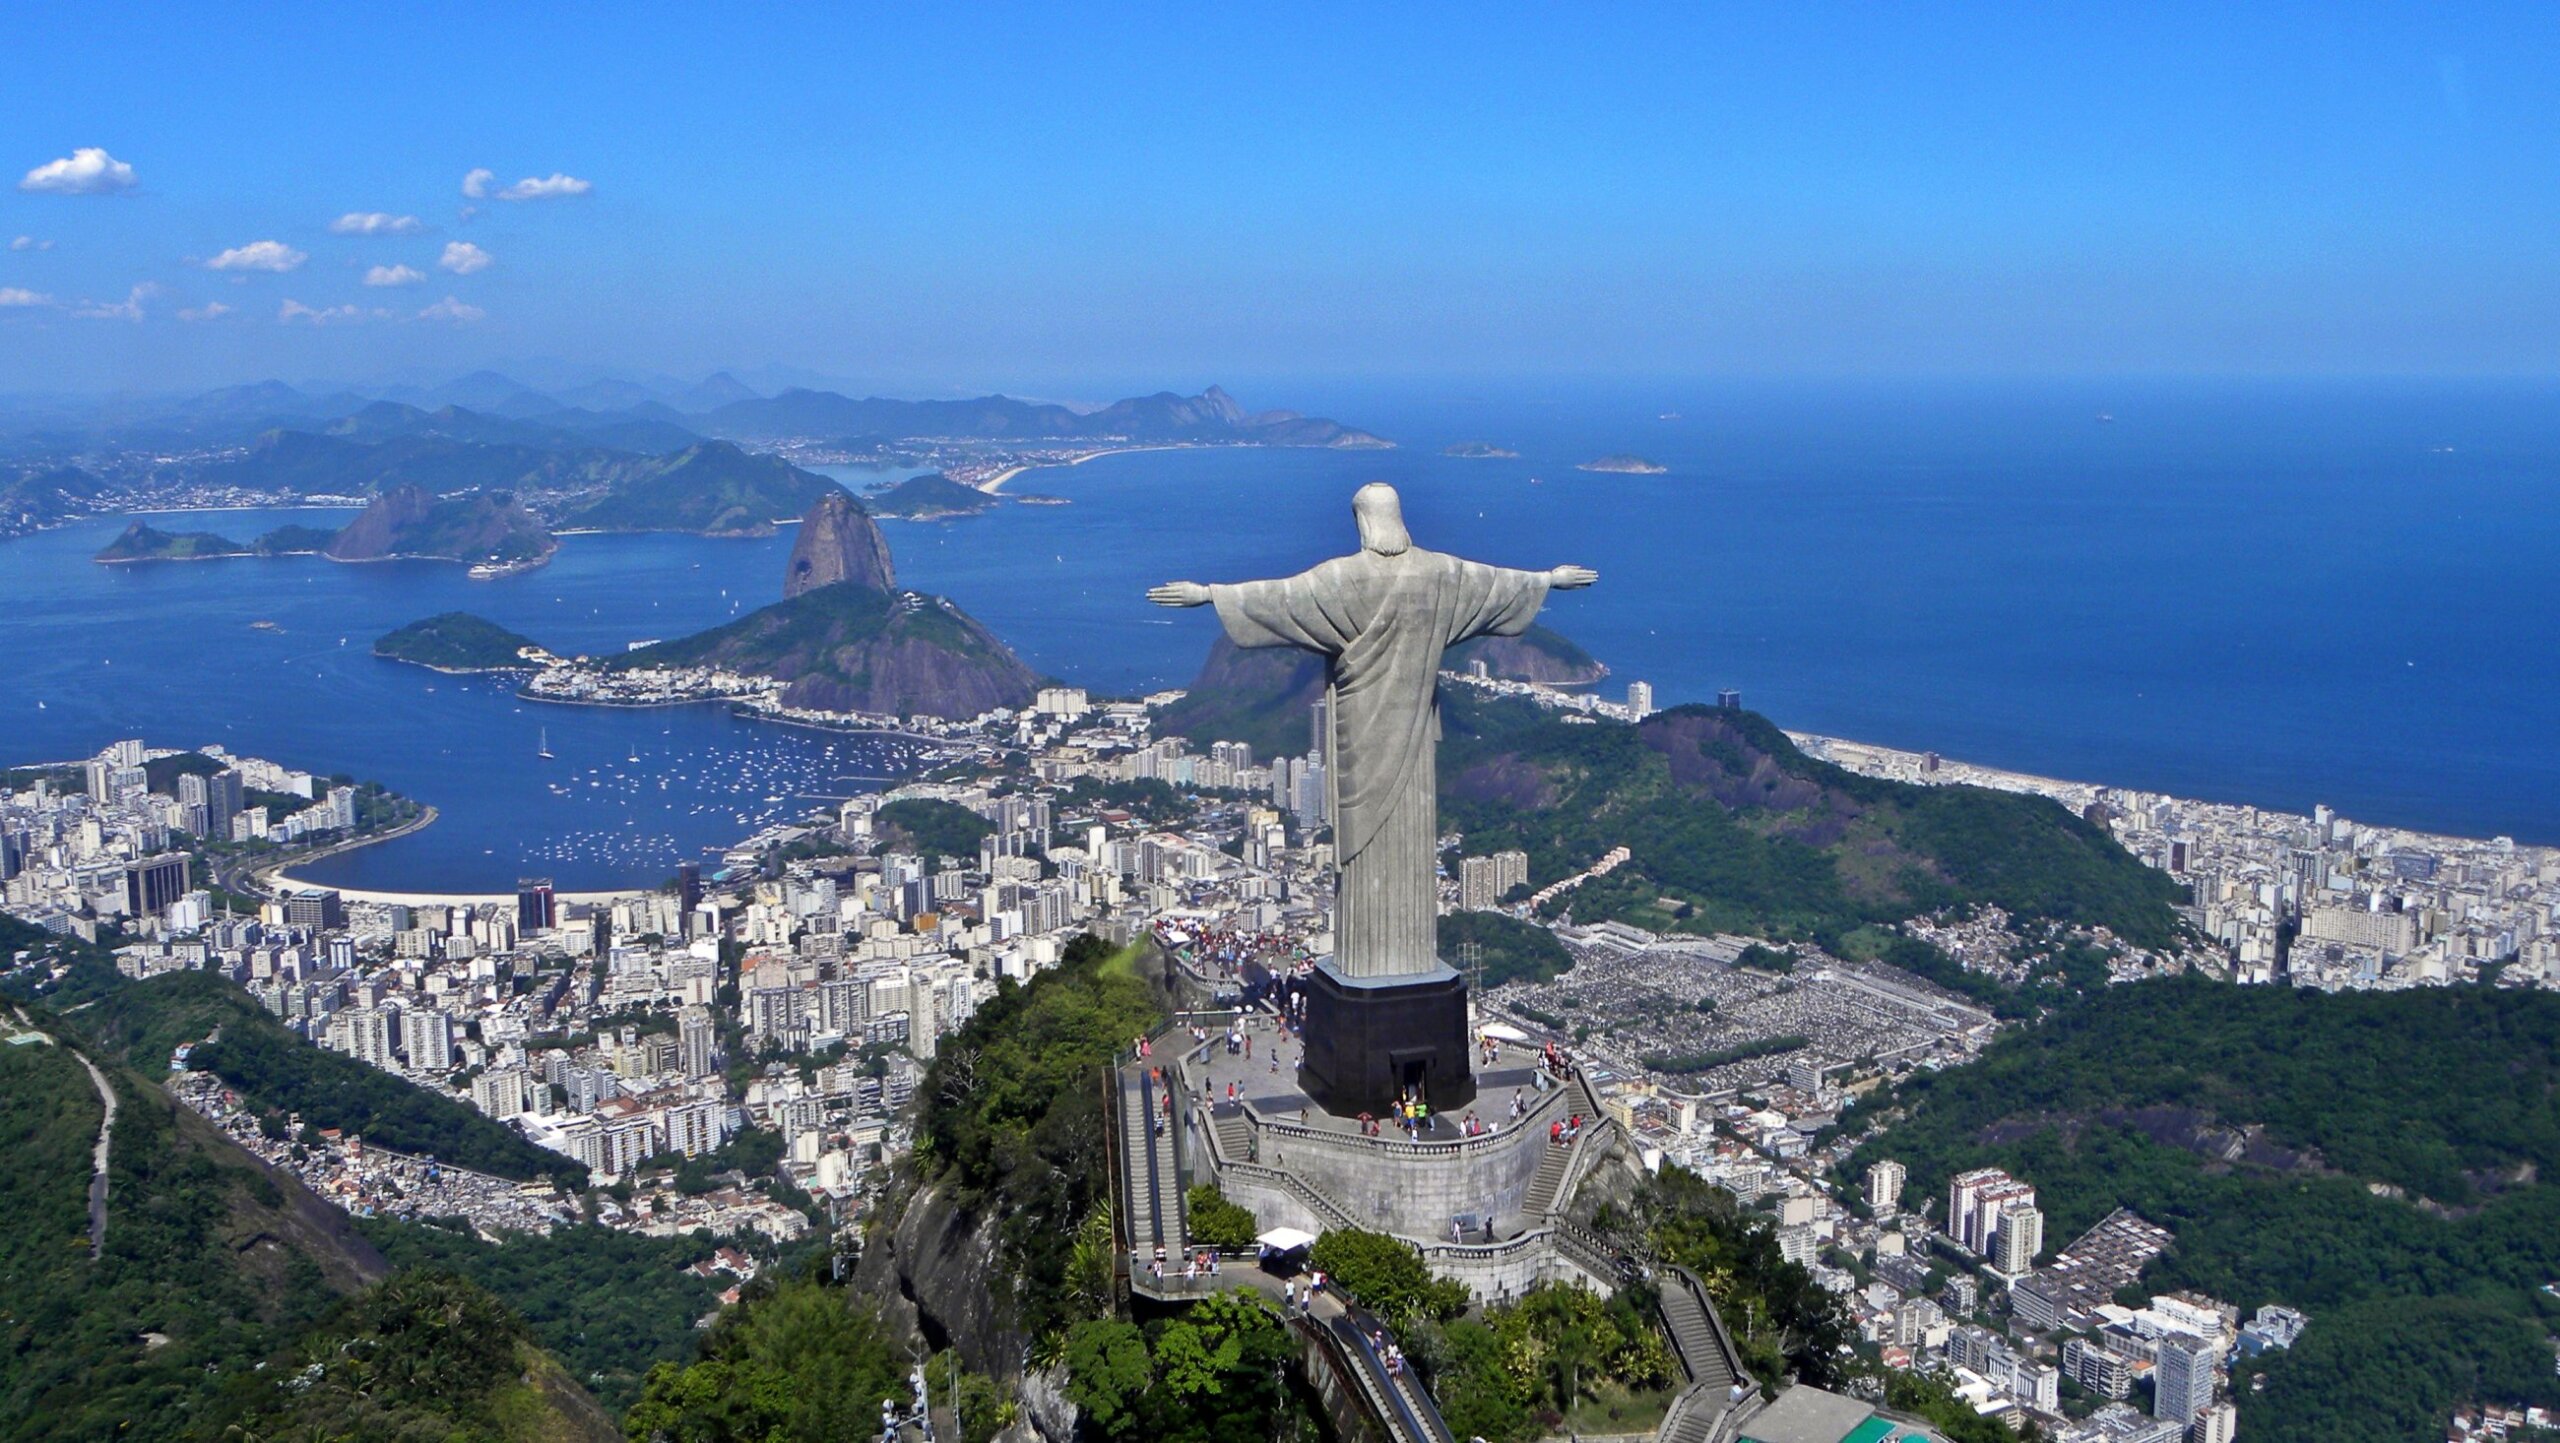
[0,373,1386,455]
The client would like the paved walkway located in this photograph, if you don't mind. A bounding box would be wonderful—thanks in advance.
[75,1049,116,1259]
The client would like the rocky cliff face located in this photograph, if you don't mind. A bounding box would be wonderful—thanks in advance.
[785,489,895,596]
[325,483,556,563]
[1448,622,1608,686]
[855,1178,1030,1376]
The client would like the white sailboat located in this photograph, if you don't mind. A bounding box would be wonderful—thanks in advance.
[538,727,554,760]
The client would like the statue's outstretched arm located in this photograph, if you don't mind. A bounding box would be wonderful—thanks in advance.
[1147,582,1212,607]
[1548,565,1597,589]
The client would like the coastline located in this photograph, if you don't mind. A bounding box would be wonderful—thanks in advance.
[252,802,440,896]
[978,444,1196,494]
[260,802,646,906]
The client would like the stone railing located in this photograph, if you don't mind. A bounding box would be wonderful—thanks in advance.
[1236,1066,1583,1162]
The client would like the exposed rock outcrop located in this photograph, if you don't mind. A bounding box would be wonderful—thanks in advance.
[785,488,896,596]
[324,483,556,564]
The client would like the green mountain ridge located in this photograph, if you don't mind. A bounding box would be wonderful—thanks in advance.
[50,958,584,1188]
[554,441,839,535]
[1436,694,2187,949]
[0,968,614,1441]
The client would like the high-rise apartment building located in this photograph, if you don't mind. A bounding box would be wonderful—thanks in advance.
[2153,1333,2219,1425]
[1949,1168,2036,1256]
[679,1005,719,1078]
[123,854,190,916]
[1992,1201,2044,1273]
[1627,680,1654,720]
[1866,1159,1906,1217]
[517,877,556,933]
[402,1008,453,1072]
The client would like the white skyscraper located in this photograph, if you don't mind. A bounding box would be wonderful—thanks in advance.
[402,1008,453,1072]
[2153,1333,2219,1425]
[1992,1201,2044,1273]
[1627,680,1654,720]
[1866,1159,1906,1217]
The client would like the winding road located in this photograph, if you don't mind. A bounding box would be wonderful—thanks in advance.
[5,1005,118,1259]
[73,1048,116,1259]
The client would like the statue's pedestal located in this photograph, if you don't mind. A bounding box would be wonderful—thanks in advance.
[1299,960,1475,1116]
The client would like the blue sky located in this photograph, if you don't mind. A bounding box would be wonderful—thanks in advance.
[4,5,2558,397]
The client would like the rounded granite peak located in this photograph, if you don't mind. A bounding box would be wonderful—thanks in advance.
[785,488,896,598]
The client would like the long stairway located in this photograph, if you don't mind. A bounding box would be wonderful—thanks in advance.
[1656,1266,1744,1443]
[1120,1066,1185,1257]
[1520,1138,1573,1216]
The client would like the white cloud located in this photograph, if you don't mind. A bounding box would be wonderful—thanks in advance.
[73,283,155,321]
[364,263,426,287]
[461,167,495,199]
[0,287,52,307]
[9,235,52,252]
[178,301,232,322]
[206,240,307,273]
[498,172,592,201]
[417,295,486,323]
[330,211,423,236]
[279,298,364,325]
[20,147,137,195]
[439,240,493,275]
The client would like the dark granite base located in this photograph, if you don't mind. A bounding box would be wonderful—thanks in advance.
[1298,961,1476,1117]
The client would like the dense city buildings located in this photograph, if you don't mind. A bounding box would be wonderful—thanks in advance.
[20,647,2545,1438]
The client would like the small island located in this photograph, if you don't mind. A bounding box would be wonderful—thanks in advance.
[1441,441,1519,459]
[94,519,343,564]
[373,612,552,672]
[862,473,998,521]
[328,485,557,567]
[1576,453,1669,474]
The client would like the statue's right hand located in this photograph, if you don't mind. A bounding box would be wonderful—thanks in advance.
[1147,581,1212,607]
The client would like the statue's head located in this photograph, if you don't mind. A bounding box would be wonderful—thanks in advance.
[1353,483,1411,556]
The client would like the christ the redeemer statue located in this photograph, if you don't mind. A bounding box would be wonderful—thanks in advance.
[1151,482,1594,1112]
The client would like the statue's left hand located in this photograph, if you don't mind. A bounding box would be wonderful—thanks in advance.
[1548,565,1598,589]
[1148,581,1212,607]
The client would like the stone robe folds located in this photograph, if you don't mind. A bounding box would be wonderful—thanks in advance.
[1211,547,1551,980]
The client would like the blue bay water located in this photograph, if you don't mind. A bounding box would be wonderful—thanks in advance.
[1,377,2555,892]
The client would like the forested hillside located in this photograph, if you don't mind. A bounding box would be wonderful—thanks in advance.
[1440,695,2186,948]
[0,1010,613,1441]
[1841,977,2560,1443]
[65,966,584,1185]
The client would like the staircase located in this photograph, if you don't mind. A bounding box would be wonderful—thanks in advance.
[1120,1066,1185,1257]
[1655,1265,1746,1443]
[1521,1139,1573,1216]
[1212,1107,1253,1163]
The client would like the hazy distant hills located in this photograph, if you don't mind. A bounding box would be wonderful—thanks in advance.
[698,382,1387,447]
[327,484,556,564]
[0,372,1386,456]
[554,442,840,536]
